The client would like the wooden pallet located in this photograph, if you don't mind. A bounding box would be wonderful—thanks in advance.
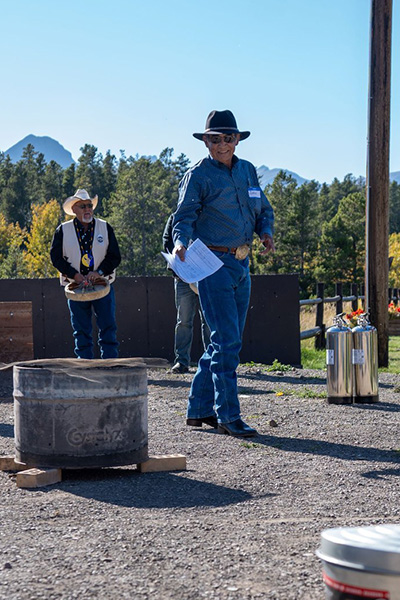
[0,454,187,489]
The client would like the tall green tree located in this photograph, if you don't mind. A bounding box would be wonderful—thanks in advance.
[256,170,298,274]
[101,151,118,216]
[107,150,185,276]
[318,174,364,227]
[255,173,319,295]
[1,162,29,227]
[41,160,63,203]
[62,163,76,199]
[389,180,400,234]
[75,145,104,212]
[315,191,365,291]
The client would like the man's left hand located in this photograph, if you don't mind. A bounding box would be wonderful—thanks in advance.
[260,234,275,255]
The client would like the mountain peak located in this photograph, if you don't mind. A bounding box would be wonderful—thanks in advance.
[4,134,75,169]
[257,165,308,188]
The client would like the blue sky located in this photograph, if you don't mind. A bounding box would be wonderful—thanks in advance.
[0,0,398,183]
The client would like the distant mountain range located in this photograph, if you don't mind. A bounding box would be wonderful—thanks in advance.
[256,165,308,188]
[4,134,74,169]
[3,135,400,185]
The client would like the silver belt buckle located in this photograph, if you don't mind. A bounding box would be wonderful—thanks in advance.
[235,245,250,260]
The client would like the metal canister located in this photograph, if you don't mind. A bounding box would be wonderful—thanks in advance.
[352,313,379,403]
[317,524,400,599]
[326,314,353,404]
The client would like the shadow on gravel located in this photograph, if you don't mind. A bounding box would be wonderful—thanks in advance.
[378,382,399,389]
[238,373,326,386]
[362,467,400,479]
[351,401,400,413]
[148,379,192,389]
[60,470,271,508]
[0,423,14,438]
[148,374,327,392]
[255,434,400,466]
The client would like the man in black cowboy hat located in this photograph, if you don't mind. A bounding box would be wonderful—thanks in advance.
[172,110,275,438]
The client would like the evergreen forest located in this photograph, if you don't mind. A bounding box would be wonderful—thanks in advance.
[1,143,400,298]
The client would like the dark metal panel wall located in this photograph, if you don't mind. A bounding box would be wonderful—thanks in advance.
[114,277,148,358]
[0,274,300,365]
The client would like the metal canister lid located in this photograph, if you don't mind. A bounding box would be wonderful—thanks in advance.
[317,524,400,575]
[352,324,376,333]
[326,326,352,334]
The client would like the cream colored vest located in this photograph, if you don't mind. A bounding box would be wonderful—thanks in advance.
[59,218,116,285]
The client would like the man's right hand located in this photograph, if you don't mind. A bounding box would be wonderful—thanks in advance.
[173,244,187,262]
[73,273,85,284]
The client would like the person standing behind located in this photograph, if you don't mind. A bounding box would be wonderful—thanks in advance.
[50,189,121,359]
[173,110,275,437]
[163,214,211,373]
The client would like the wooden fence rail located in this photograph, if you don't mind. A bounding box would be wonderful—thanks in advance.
[299,282,364,348]
[300,283,400,348]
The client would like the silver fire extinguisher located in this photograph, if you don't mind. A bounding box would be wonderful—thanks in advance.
[326,314,353,404]
[352,313,379,403]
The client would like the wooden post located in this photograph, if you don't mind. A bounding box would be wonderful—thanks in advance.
[366,0,392,367]
[315,283,325,350]
[351,283,359,312]
[361,284,366,312]
[335,282,343,315]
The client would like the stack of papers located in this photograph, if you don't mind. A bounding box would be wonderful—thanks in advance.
[161,238,223,284]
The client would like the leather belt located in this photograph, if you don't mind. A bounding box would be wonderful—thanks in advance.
[207,245,236,254]
[207,244,250,260]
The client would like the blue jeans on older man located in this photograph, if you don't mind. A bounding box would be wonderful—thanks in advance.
[67,285,119,359]
[174,278,210,367]
[186,253,251,425]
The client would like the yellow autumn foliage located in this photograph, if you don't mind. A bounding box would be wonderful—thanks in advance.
[23,200,61,278]
[389,232,400,288]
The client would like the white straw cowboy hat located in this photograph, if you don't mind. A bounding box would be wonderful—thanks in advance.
[63,189,98,216]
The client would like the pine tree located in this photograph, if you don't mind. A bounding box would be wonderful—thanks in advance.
[107,150,184,276]
[62,163,76,199]
[41,161,63,203]
[75,145,104,212]
[315,192,365,291]
[389,181,400,234]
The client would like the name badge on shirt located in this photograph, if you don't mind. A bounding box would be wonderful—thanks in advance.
[248,187,261,198]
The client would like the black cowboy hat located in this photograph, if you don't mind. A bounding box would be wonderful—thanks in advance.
[193,110,251,141]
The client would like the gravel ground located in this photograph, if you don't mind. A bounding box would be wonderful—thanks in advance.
[1,364,400,600]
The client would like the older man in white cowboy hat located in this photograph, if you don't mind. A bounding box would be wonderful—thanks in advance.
[50,189,121,359]
[172,110,275,438]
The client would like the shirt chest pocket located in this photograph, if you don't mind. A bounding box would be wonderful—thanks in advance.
[247,187,262,213]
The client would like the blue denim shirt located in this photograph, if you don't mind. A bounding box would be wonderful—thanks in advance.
[172,155,274,249]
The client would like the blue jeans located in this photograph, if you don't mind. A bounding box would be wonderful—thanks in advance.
[187,253,251,424]
[174,279,211,367]
[67,286,119,359]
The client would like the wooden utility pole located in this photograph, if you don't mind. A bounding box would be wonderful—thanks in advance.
[366,0,392,366]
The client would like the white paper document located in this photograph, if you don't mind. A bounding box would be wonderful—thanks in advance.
[161,238,223,284]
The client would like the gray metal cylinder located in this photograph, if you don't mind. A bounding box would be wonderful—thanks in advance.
[326,317,353,404]
[352,318,379,403]
[13,364,148,468]
[317,524,400,600]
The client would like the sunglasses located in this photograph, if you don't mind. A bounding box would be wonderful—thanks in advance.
[75,203,93,210]
[207,134,237,145]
